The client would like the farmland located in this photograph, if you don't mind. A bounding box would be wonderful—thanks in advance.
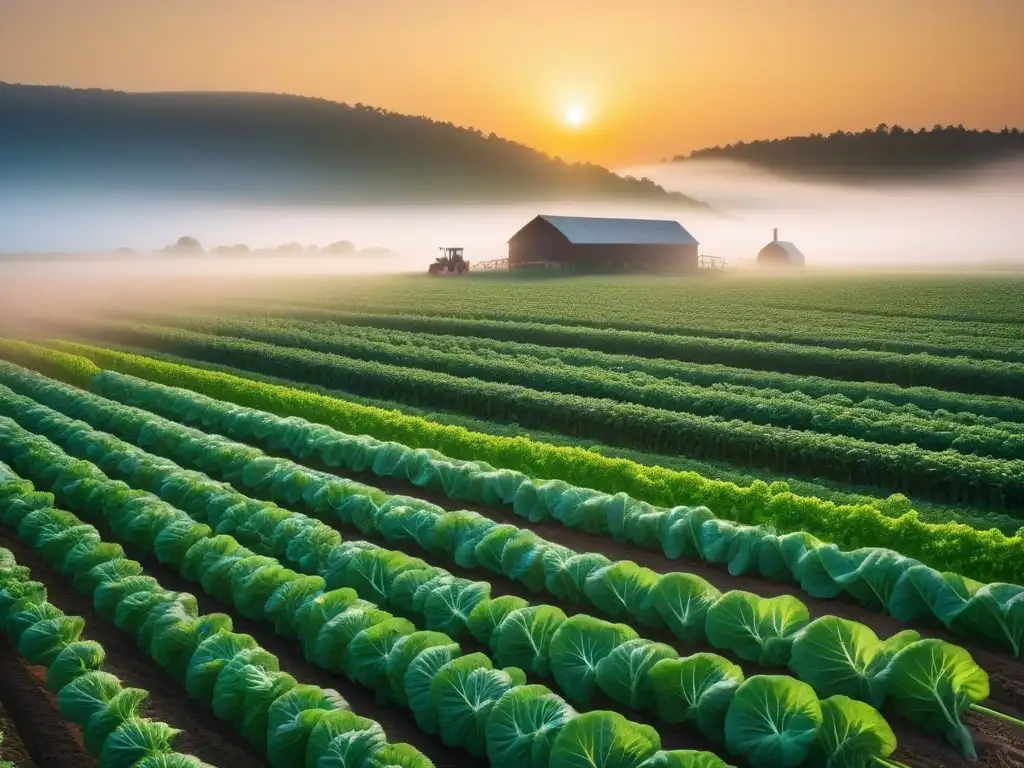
[0,271,1023,768]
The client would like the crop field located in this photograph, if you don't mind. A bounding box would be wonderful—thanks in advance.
[0,271,1022,768]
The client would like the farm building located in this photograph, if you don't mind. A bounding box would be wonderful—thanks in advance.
[757,229,806,266]
[507,214,699,272]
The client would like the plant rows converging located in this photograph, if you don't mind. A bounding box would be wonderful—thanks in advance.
[96,315,1024,458]
[3,340,1022,586]
[1,273,1023,768]
[1,358,1021,656]
[1,365,1022,766]
[56,323,1024,511]
[0,463,218,768]
[0,404,918,768]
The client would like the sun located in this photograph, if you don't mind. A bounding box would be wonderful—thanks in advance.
[564,105,588,129]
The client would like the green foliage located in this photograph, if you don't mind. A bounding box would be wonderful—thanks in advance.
[884,639,989,757]
[723,676,822,767]
[485,685,576,768]
[548,711,660,768]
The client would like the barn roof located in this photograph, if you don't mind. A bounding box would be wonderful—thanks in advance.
[761,240,806,262]
[522,215,699,246]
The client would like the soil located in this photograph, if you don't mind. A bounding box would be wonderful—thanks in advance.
[291,455,1024,712]
[0,528,267,768]
[0,699,40,768]
[257,456,1024,768]
[0,636,91,767]
[8,397,1023,768]
[58,520,488,768]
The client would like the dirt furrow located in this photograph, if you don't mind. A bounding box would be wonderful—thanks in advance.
[0,528,265,768]
[289,454,1024,713]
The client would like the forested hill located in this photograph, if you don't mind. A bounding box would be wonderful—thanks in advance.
[674,124,1024,180]
[0,83,704,206]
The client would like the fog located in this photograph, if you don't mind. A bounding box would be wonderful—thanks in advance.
[2,159,1022,274]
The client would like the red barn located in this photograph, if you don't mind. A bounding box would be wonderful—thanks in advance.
[507,214,699,272]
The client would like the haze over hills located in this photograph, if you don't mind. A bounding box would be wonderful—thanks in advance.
[0,82,705,207]
[674,124,1024,181]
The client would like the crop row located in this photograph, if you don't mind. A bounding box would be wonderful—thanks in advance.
[99,342,1024,537]
[258,307,1024,396]
[270,288,1024,354]
[0,384,958,712]
[258,317,1024,432]
[7,340,1022,585]
[151,316,1024,460]
[0,367,1013,763]
[3,360,1020,655]
[0,465,216,768]
[212,307,1024,424]
[61,325,1024,511]
[0,416,905,768]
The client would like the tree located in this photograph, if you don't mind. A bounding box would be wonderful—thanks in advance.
[162,236,203,254]
[322,240,357,255]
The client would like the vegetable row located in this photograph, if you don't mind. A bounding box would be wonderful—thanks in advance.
[1,442,444,768]
[6,358,1015,652]
[0,382,1003,761]
[131,316,1024,460]
[17,340,1023,584]
[268,290,1024,361]
[262,306,1024,422]
[0,465,217,768]
[260,307,1024,397]
[71,324,1024,510]
[0,418,911,768]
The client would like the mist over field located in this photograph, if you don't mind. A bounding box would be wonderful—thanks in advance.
[1,157,1022,272]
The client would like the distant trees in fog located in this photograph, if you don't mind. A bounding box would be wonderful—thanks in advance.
[156,237,393,257]
[322,240,356,255]
[675,124,1024,179]
[162,236,204,254]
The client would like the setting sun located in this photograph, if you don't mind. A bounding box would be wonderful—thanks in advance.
[564,105,588,129]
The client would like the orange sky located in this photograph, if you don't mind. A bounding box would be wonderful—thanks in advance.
[2,0,1023,166]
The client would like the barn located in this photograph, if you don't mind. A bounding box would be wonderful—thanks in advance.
[757,229,806,266]
[507,215,699,272]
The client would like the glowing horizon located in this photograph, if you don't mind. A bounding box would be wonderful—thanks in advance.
[2,0,1023,166]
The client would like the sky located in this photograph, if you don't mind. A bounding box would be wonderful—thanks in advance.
[2,0,1024,166]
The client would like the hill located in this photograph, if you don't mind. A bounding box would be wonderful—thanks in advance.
[674,124,1024,180]
[0,82,704,206]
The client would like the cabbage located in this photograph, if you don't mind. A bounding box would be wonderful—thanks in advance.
[341,617,417,697]
[723,676,822,767]
[648,654,744,742]
[705,592,809,663]
[491,605,566,676]
[595,639,678,711]
[548,710,660,768]
[304,710,381,768]
[405,644,462,734]
[46,639,106,691]
[645,573,720,643]
[584,562,661,628]
[549,615,638,705]
[84,688,148,757]
[428,653,518,756]
[485,685,576,768]
[57,670,123,725]
[266,685,350,768]
[313,606,393,672]
[544,552,611,605]
[809,695,897,768]
[18,614,85,666]
[885,639,989,758]
[422,579,490,637]
[97,717,179,768]
[384,632,456,706]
